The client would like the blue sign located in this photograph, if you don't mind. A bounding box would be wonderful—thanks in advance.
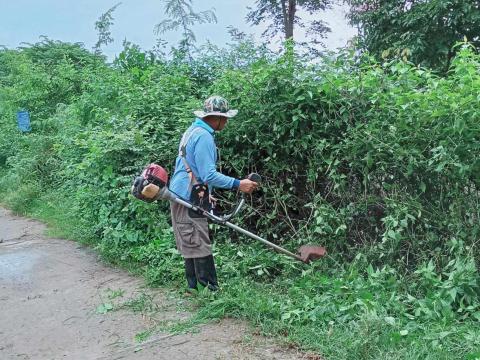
[17,111,31,132]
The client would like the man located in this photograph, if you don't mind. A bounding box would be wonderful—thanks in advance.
[169,96,258,292]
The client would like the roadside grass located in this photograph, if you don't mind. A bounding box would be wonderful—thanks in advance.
[189,278,480,360]
[2,191,480,359]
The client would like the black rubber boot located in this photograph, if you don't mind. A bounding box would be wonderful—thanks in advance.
[193,255,219,291]
[184,258,198,290]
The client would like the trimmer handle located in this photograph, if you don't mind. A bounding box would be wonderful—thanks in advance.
[248,172,262,184]
[217,173,261,222]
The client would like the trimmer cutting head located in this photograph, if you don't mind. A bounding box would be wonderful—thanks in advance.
[298,245,327,263]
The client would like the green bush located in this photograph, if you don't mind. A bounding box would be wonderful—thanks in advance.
[1,39,479,358]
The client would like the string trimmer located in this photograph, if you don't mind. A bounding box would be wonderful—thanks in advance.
[131,164,326,263]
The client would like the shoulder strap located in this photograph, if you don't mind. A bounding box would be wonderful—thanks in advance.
[178,127,207,188]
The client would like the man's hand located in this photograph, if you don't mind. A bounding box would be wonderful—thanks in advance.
[209,195,218,206]
[239,179,258,194]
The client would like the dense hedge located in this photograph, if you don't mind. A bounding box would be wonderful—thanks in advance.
[1,38,479,358]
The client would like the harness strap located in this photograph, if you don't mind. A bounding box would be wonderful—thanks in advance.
[178,126,206,190]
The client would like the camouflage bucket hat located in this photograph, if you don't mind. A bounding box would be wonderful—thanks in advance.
[194,96,238,119]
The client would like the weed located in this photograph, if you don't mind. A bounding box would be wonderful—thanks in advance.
[122,292,158,314]
[95,302,114,314]
[135,328,155,343]
[107,288,125,300]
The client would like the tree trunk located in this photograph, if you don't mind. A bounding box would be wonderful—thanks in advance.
[281,0,296,39]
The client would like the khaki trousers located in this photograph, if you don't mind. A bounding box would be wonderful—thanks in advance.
[170,201,212,258]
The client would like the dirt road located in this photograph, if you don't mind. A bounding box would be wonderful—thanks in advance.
[0,207,303,360]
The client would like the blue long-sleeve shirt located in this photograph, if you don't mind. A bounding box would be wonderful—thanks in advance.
[169,118,240,200]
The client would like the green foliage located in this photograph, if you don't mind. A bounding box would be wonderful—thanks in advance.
[211,45,480,271]
[192,261,480,359]
[18,36,101,69]
[94,2,122,55]
[96,302,114,314]
[346,0,480,71]
[1,38,480,358]
[155,0,217,56]
[246,0,332,43]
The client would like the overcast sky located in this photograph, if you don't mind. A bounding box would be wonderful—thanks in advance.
[0,0,356,58]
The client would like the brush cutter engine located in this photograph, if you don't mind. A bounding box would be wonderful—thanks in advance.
[131,163,169,203]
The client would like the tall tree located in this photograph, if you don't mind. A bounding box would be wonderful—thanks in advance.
[246,0,332,44]
[155,0,217,56]
[346,0,480,71]
[93,3,122,55]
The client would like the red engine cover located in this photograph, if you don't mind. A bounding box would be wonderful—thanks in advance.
[142,163,168,187]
